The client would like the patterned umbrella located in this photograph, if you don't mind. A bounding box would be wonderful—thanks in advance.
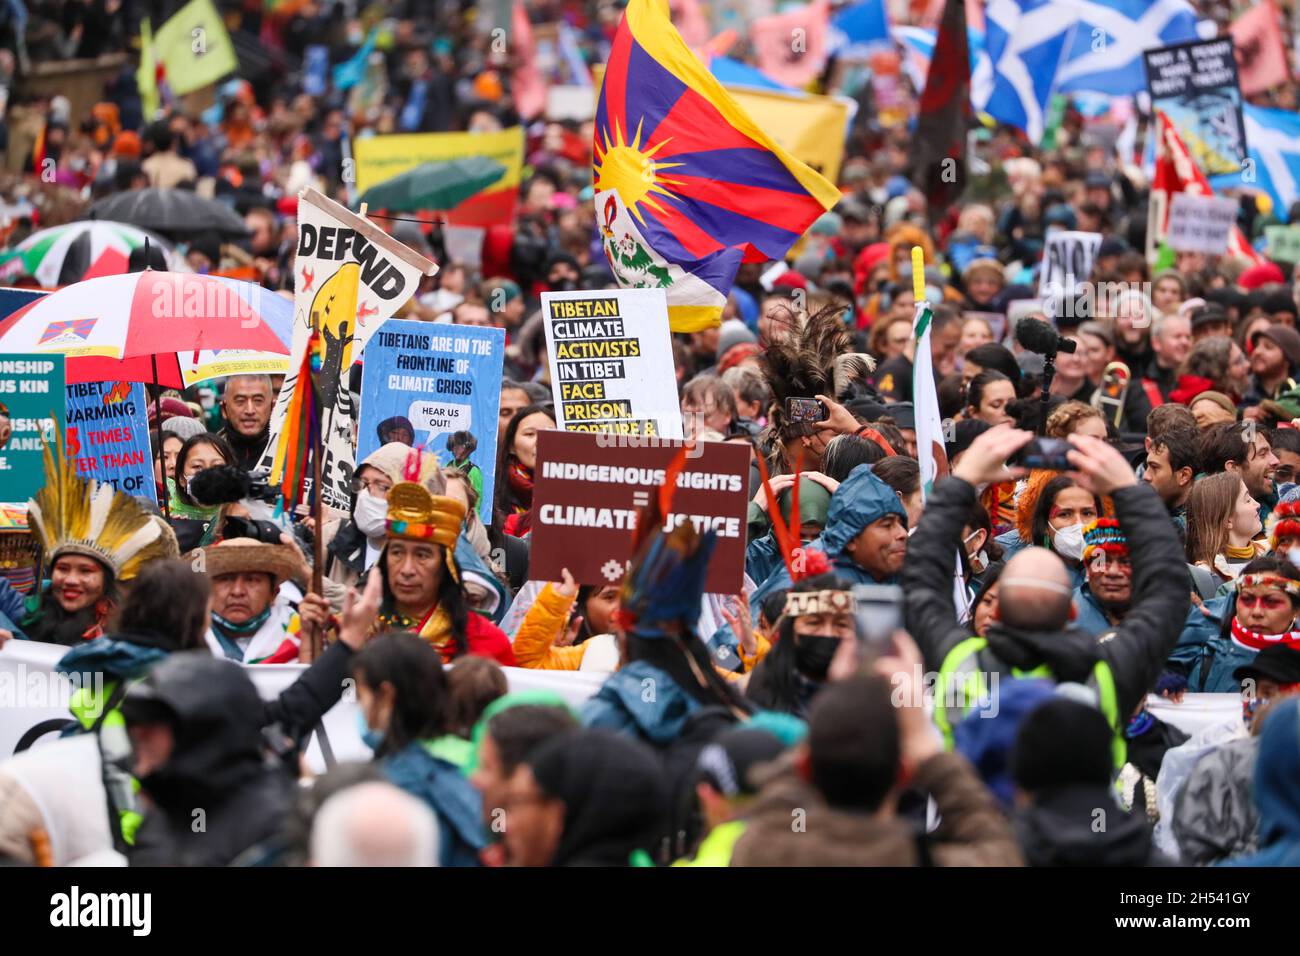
[0,272,292,388]
[0,222,188,288]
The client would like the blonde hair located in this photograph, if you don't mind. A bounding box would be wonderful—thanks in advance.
[1184,472,1243,568]
[1045,401,1105,439]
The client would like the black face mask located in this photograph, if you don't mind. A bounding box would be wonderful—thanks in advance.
[549,277,577,293]
[794,634,840,681]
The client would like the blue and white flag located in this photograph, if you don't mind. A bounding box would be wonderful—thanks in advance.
[894,24,989,92]
[973,0,1078,142]
[1209,105,1300,224]
[829,0,891,57]
[1055,0,1198,96]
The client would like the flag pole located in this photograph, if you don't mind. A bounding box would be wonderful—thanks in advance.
[302,302,325,662]
[151,352,170,521]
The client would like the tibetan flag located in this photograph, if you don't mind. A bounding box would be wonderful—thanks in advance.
[593,0,840,333]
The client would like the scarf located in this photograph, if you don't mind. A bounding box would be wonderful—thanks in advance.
[1230,615,1300,652]
[506,460,534,511]
[377,603,458,662]
[166,477,221,522]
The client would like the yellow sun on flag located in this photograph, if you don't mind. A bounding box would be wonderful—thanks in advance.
[593,118,683,225]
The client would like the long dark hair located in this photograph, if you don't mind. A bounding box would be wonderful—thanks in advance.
[174,433,234,506]
[744,572,846,715]
[114,559,210,650]
[351,631,450,756]
[491,402,555,524]
[376,542,470,659]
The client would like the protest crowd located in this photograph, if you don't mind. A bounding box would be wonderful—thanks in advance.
[2,0,1300,876]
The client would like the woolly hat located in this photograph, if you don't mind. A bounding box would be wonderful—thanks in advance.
[1082,517,1127,565]
[1239,261,1286,290]
[717,318,757,359]
[160,417,207,442]
[1252,323,1300,369]
[1011,697,1114,792]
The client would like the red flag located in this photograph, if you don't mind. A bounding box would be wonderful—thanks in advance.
[1230,0,1289,97]
[910,0,970,221]
[750,0,831,89]
[511,3,545,120]
[1148,111,1263,266]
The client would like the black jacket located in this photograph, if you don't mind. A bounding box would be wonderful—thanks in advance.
[1015,786,1166,866]
[903,477,1189,720]
[217,425,270,473]
[1121,358,1179,436]
[127,654,296,866]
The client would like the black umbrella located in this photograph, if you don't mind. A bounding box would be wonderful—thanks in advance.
[87,189,250,240]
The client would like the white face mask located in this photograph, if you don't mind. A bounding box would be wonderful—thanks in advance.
[1051,522,1086,562]
[1289,546,1300,569]
[353,490,388,540]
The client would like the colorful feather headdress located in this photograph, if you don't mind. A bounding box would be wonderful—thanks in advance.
[384,447,466,580]
[28,424,176,582]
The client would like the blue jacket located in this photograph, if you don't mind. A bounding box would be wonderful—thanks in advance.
[580,660,700,747]
[383,742,488,867]
[745,533,782,588]
[994,529,1086,590]
[55,636,169,682]
[750,464,906,611]
[1221,697,1300,867]
[455,536,511,625]
[1167,594,1255,694]
[0,578,26,636]
[1072,584,1116,637]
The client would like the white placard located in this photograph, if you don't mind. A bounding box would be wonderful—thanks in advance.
[541,288,684,439]
[1167,193,1237,255]
[1038,230,1102,318]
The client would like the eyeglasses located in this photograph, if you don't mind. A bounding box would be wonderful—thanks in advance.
[352,475,393,496]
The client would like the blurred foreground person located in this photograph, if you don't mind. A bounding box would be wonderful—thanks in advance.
[310,782,439,867]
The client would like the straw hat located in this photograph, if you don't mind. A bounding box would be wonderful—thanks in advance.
[188,539,303,589]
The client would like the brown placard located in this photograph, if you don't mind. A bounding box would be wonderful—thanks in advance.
[528,430,750,594]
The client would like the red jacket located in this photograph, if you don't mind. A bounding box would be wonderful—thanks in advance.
[464,611,516,667]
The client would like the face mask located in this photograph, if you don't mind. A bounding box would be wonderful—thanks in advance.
[1051,522,1085,562]
[963,531,987,574]
[356,710,384,751]
[549,277,577,293]
[794,634,840,681]
[353,489,388,539]
[1289,546,1300,569]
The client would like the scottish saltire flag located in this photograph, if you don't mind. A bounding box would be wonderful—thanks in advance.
[594,0,840,332]
[1209,105,1300,223]
[829,0,891,57]
[973,0,1077,142]
[1055,0,1198,95]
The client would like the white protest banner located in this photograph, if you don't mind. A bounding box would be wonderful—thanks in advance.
[1166,193,1237,254]
[259,188,438,510]
[541,288,683,438]
[1038,231,1102,317]
[0,640,605,771]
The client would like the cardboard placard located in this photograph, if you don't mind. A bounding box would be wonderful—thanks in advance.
[357,321,504,522]
[541,289,683,439]
[1265,225,1300,264]
[1037,231,1102,318]
[1166,193,1237,254]
[0,355,64,503]
[1143,38,1248,177]
[64,381,156,502]
[528,430,748,593]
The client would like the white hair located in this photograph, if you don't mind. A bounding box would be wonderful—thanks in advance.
[310,782,439,867]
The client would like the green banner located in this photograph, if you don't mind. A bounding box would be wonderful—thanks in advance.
[0,355,65,503]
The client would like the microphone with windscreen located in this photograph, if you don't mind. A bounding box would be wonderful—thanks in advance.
[1015,317,1077,355]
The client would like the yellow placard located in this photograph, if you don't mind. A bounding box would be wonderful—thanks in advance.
[351,127,526,198]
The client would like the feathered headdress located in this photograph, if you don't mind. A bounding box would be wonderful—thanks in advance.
[618,448,716,637]
[27,424,173,582]
[760,303,875,439]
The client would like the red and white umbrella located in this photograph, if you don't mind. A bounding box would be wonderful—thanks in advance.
[0,221,189,287]
[0,272,293,388]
